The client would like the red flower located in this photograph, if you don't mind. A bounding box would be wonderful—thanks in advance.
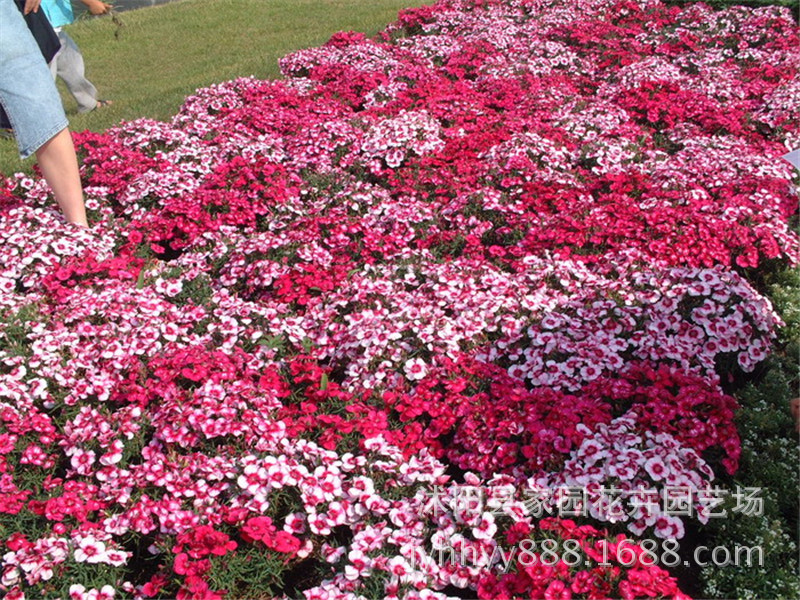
[268,531,301,555]
[241,516,276,545]
[176,575,224,600]
[173,553,211,577]
[141,573,169,597]
[544,580,572,600]
[175,526,237,559]
[5,533,30,552]
[505,521,532,545]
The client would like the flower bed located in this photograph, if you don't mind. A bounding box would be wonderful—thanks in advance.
[0,0,798,598]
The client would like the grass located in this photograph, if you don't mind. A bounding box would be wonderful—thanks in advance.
[0,0,431,176]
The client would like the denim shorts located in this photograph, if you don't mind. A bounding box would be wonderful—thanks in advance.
[0,0,68,159]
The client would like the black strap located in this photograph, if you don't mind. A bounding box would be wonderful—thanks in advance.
[15,0,62,64]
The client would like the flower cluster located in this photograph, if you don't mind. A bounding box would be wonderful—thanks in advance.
[0,0,797,597]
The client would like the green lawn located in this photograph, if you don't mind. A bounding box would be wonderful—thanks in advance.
[0,0,430,175]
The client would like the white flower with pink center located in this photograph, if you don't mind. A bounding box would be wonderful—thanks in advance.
[70,449,96,475]
[99,440,124,466]
[576,439,607,465]
[404,358,428,381]
[654,514,686,540]
[74,537,108,564]
[2,564,20,587]
[344,549,372,580]
[471,513,497,540]
[69,584,88,600]
[87,586,116,600]
[644,456,670,481]
[386,556,412,581]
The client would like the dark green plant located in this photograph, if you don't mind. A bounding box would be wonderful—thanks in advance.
[206,546,292,598]
[699,265,800,599]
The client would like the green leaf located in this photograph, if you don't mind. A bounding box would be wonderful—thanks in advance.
[258,335,284,350]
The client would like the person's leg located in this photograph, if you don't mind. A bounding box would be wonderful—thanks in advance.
[35,127,88,227]
[55,31,100,113]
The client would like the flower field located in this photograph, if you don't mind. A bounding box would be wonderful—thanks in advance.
[1,0,798,598]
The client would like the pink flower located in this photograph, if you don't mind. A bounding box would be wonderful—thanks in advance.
[644,456,669,481]
[141,574,169,597]
[70,449,96,475]
[69,584,87,600]
[174,526,237,559]
[268,531,301,555]
[472,513,497,540]
[88,586,115,600]
[241,516,276,545]
[654,514,686,539]
[404,358,428,381]
[544,580,572,600]
[74,537,107,564]
[386,556,412,579]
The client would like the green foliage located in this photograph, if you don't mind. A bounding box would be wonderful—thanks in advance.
[766,265,800,354]
[699,265,800,599]
[0,511,53,556]
[0,303,42,361]
[36,564,136,600]
[171,270,215,308]
[664,0,797,11]
[206,545,291,598]
[699,503,800,600]
[359,568,392,599]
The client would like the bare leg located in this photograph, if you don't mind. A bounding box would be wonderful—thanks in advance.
[35,127,88,227]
